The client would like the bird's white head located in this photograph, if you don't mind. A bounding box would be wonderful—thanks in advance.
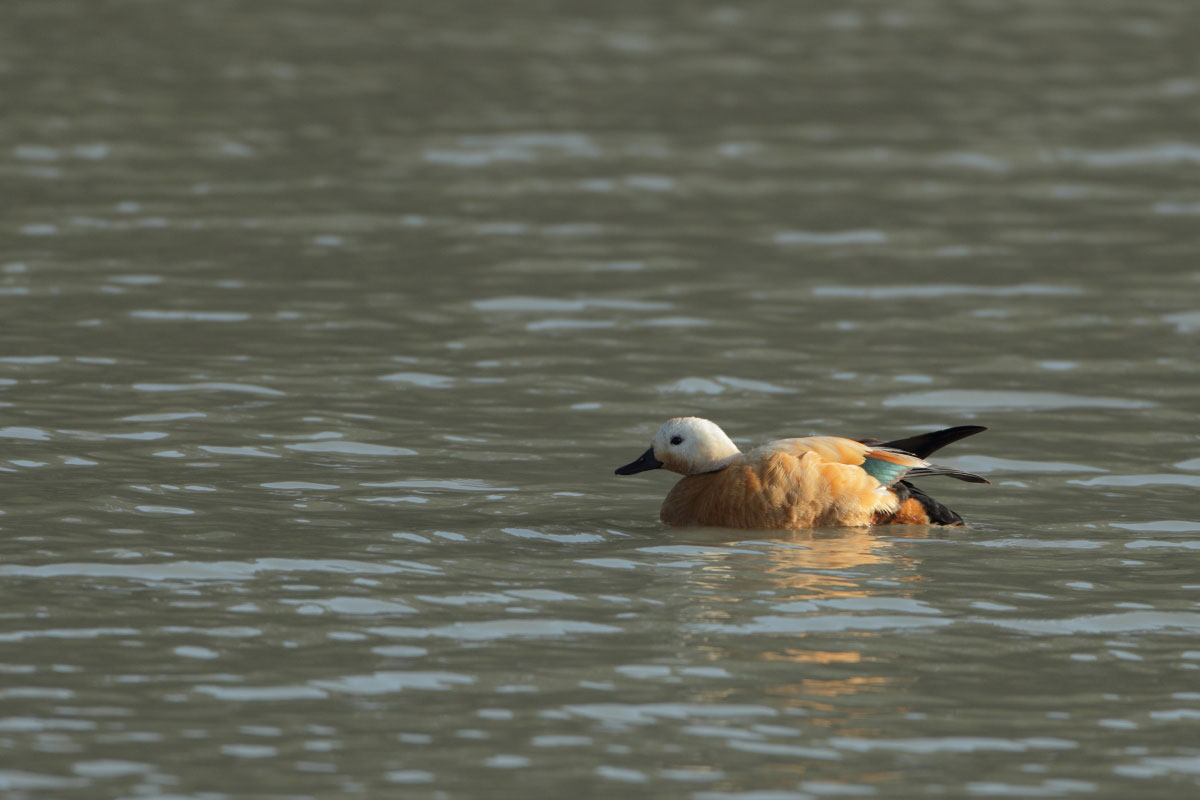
[615,416,742,476]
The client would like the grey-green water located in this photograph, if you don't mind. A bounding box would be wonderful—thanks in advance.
[3,2,1200,798]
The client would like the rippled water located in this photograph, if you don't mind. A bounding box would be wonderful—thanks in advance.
[3,1,1200,797]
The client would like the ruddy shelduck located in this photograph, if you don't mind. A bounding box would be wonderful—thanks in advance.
[615,417,988,528]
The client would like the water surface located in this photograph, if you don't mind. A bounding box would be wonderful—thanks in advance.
[3,1,1200,797]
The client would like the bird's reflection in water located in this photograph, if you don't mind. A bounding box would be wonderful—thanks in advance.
[681,525,933,602]
[760,527,926,599]
[668,526,938,729]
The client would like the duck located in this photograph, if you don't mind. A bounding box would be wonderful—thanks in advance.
[615,417,988,528]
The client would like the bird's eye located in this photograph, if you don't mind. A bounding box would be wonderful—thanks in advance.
[670,435,683,445]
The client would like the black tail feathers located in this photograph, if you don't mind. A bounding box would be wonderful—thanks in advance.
[879,426,987,459]
[859,425,989,484]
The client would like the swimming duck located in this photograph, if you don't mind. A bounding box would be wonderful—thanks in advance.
[615,417,988,528]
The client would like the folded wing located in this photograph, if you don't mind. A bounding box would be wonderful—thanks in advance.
[858,426,990,484]
[761,437,929,486]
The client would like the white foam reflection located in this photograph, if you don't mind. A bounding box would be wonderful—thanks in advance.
[830,736,1074,754]
[503,528,605,543]
[364,479,516,492]
[565,703,778,726]
[1155,202,1200,215]
[1113,520,1200,533]
[369,619,622,641]
[526,319,616,331]
[130,311,250,322]
[933,152,1011,172]
[640,316,710,327]
[658,376,794,394]
[774,230,888,245]
[814,284,1081,299]
[972,539,1107,550]
[379,372,455,388]
[981,611,1200,635]
[0,558,431,581]
[71,760,153,778]
[1070,474,1200,488]
[195,685,328,701]
[387,770,436,784]
[1060,143,1200,167]
[286,441,417,456]
[1116,755,1200,778]
[0,718,96,732]
[0,628,139,643]
[425,133,599,166]
[261,481,339,490]
[310,671,475,694]
[134,382,284,396]
[134,505,194,515]
[416,593,509,606]
[0,771,83,791]
[1163,311,1200,333]
[281,597,417,615]
[0,426,51,441]
[0,355,60,364]
[884,390,1153,411]
[200,445,280,458]
[473,296,671,312]
[691,615,954,635]
[726,741,840,759]
[121,412,206,422]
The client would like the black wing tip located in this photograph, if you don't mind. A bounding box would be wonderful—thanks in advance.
[879,425,989,459]
[951,425,989,435]
[921,424,989,440]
